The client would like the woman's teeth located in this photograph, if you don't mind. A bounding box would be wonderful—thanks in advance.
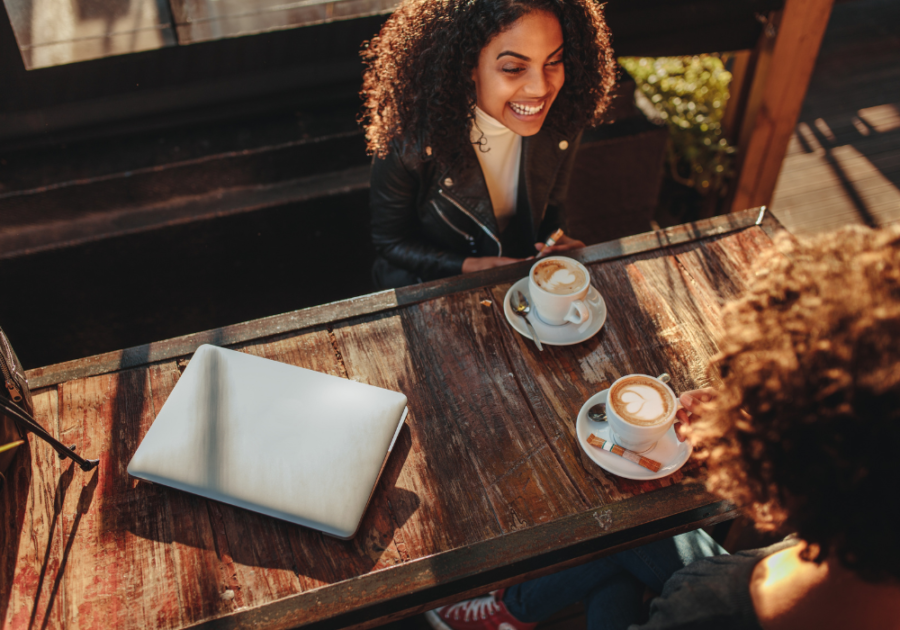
[510,102,544,116]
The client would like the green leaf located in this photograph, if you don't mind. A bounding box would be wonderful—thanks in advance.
[620,53,737,197]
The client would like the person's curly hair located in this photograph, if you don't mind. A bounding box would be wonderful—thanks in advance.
[687,225,900,582]
[359,0,616,166]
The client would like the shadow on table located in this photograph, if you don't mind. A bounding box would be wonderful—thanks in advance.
[0,447,99,630]
[121,428,419,581]
[31,470,98,630]
[0,443,33,626]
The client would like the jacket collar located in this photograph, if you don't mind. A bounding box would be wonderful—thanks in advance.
[438,123,572,238]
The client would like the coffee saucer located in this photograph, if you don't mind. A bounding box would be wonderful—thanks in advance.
[503,277,607,346]
[575,389,692,480]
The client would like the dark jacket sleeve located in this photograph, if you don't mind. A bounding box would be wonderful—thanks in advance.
[370,148,466,281]
[536,130,583,242]
[630,539,800,630]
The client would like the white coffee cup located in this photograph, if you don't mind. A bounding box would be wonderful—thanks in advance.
[528,256,591,326]
[605,374,679,453]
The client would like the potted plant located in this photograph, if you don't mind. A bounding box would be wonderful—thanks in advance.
[620,54,736,221]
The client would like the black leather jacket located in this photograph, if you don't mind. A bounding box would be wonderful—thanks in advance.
[370,124,581,286]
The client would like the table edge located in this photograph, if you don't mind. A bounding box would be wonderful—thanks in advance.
[185,482,736,630]
[25,207,780,389]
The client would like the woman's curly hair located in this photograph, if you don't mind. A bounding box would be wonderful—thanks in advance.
[359,0,616,166]
[687,225,900,582]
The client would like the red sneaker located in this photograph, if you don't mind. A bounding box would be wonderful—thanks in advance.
[425,590,537,630]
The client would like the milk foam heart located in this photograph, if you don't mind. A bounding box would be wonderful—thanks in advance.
[609,376,674,427]
[619,387,666,420]
[533,259,587,295]
[550,269,576,287]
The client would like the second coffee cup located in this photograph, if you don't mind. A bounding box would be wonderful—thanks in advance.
[606,374,679,453]
[528,256,591,326]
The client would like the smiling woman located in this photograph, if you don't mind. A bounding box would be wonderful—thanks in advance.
[472,11,565,137]
[360,0,615,288]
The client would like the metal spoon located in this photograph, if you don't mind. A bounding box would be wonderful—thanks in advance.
[587,403,607,422]
[513,291,543,351]
[587,373,673,422]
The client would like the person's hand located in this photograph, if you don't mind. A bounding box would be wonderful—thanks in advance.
[534,234,586,257]
[462,256,524,273]
[674,387,716,442]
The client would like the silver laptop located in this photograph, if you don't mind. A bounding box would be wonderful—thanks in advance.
[127,344,408,539]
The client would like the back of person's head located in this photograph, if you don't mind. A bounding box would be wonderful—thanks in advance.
[691,225,900,582]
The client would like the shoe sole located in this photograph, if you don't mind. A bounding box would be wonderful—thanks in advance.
[425,610,454,630]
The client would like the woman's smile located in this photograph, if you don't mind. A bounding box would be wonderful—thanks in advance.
[508,100,546,118]
[472,10,565,136]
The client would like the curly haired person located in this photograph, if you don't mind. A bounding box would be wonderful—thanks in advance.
[360,0,616,288]
[427,227,900,630]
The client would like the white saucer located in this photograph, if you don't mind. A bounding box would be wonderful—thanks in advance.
[503,277,607,346]
[575,389,692,480]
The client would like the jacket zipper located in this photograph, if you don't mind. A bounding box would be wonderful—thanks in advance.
[0,335,23,402]
[431,200,476,246]
[438,189,502,257]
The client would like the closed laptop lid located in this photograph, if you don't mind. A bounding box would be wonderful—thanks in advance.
[127,344,408,539]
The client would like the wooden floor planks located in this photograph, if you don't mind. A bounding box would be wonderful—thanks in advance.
[770,0,900,235]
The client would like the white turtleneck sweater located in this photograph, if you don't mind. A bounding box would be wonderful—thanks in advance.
[471,106,522,233]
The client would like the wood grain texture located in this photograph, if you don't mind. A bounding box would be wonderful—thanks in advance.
[53,369,183,629]
[1,219,778,630]
[401,291,586,533]
[489,227,778,502]
[192,329,407,617]
[335,293,587,543]
[332,312,502,559]
[180,485,735,630]
[237,331,409,591]
[145,361,233,626]
[1,389,65,630]
[24,291,399,390]
[491,248,716,501]
[24,210,769,390]
[4,327,416,629]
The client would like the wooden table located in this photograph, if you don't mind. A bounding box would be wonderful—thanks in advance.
[1,208,781,630]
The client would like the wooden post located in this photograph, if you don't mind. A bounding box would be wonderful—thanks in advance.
[729,0,835,213]
[721,50,753,144]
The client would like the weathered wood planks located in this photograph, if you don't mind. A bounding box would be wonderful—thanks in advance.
[1,221,778,630]
[333,312,503,557]
[1,390,64,629]
[24,210,768,390]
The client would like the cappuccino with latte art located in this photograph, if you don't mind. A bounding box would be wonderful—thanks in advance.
[609,375,674,427]
[527,256,592,326]
[532,259,588,295]
[604,374,678,452]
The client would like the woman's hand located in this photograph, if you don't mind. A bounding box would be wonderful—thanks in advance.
[462,256,524,273]
[674,388,716,442]
[534,234,586,256]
